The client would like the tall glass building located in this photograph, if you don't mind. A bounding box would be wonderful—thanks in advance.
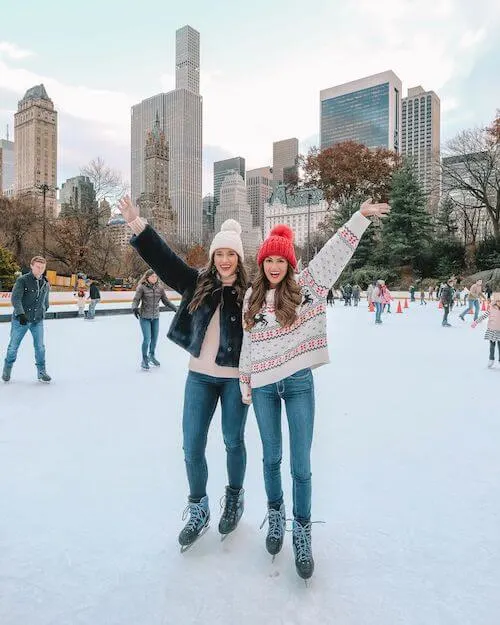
[320,71,402,152]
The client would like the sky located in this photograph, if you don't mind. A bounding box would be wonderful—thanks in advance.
[1,0,499,197]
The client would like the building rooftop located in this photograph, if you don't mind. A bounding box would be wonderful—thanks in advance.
[20,84,51,104]
[269,184,323,207]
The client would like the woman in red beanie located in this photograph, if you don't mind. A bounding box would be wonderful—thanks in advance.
[239,198,390,580]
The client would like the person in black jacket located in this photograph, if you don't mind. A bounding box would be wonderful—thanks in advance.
[2,256,51,383]
[132,269,177,369]
[440,277,456,327]
[86,280,101,320]
[118,195,249,551]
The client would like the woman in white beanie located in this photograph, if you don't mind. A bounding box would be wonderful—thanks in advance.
[117,196,249,551]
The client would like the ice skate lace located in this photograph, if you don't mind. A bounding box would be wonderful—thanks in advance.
[260,509,284,540]
[219,492,240,522]
[290,520,325,562]
[182,502,208,531]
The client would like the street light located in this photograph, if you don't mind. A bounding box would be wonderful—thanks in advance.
[36,183,57,257]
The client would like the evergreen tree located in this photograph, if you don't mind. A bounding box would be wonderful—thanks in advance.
[381,160,433,271]
[0,246,20,291]
[436,195,459,240]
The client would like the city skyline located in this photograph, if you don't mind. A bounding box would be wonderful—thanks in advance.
[0,0,499,196]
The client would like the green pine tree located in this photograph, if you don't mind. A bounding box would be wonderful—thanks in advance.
[0,246,20,291]
[381,160,432,271]
[436,195,459,240]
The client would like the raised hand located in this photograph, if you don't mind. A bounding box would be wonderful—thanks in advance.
[360,199,391,219]
[117,195,139,223]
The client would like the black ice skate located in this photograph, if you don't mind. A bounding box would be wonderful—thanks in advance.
[260,503,286,559]
[292,519,314,581]
[37,369,52,383]
[2,364,12,382]
[178,496,210,552]
[218,487,244,539]
[149,354,161,367]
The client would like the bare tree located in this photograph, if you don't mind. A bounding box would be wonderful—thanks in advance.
[442,114,500,242]
[0,197,41,266]
[81,157,129,205]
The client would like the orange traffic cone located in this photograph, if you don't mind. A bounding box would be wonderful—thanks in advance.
[481,301,487,311]
[396,300,403,313]
[369,302,375,312]
[468,308,473,314]
[404,298,409,309]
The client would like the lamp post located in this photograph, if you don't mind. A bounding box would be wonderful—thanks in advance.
[36,183,54,257]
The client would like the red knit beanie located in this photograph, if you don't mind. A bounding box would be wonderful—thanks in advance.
[257,224,297,269]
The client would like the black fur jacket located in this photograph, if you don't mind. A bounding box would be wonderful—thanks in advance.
[130,226,243,367]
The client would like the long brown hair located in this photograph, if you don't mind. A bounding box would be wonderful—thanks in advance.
[245,263,302,329]
[138,269,156,286]
[188,257,248,313]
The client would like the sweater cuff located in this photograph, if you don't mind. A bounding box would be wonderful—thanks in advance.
[348,211,371,237]
[128,216,147,236]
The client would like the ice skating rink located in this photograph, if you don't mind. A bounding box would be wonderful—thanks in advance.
[1,303,498,625]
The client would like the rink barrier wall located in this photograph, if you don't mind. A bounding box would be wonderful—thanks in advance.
[0,305,178,323]
[0,290,180,306]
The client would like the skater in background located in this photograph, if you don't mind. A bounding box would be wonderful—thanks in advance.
[239,199,390,581]
[326,288,334,306]
[409,284,416,302]
[132,269,177,370]
[118,196,249,551]
[86,280,101,320]
[461,285,469,307]
[454,287,461,308]
[459,279,485,322]
[343,283,353,306]
[2,256,51,383]
[428,285,434,301]
[420,286,427,305]
[382,283,393,313]
[352,284,361,307]
[471,292,500,368]
[372,279,387,324]
[366,281,375,308]
[440,277,456,327]
[75,286,86,317]
[485,283,492,302]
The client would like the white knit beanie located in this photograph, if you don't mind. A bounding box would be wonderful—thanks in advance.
[209,219,244,261]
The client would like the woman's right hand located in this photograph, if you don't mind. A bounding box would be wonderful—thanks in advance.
[117,195,139,223]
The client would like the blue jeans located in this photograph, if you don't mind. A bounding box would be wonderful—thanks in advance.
[4,318,46,369]
[139,317,159,358]
[460,299,480,321]
[252,368,315,521]
[183,371,249,500]
[87,299,99,319]
[375,302,383,323]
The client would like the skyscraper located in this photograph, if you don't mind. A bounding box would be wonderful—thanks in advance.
[246,166,272,230]
[402,86,441,210]
[272,138,299,186]
[138,113,174,239]
[59,175,96,217]
[14,84,58,215]
[202,193,215,246]
[214,172,261,257]
[213,157,246,211]
[320,70,402,152]
[0,137,15,194]
[131,25,202,244]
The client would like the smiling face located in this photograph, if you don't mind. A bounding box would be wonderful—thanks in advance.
[147,273,158,284]
[31,261,46,279]
[263,256,288,287]
[213,248,239,279]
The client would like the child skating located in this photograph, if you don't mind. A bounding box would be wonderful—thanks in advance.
[471,293,500,368]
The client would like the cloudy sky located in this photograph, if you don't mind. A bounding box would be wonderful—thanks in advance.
[1,0,499,196]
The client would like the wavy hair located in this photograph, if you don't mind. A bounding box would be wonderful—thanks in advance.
[244,263,302,330]
[138,269,156,287]
[188,257,248,314]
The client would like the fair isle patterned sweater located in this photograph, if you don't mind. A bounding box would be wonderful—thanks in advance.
[239,211,371,395]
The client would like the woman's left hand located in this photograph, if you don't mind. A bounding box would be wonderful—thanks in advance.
[360,199,391,218]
